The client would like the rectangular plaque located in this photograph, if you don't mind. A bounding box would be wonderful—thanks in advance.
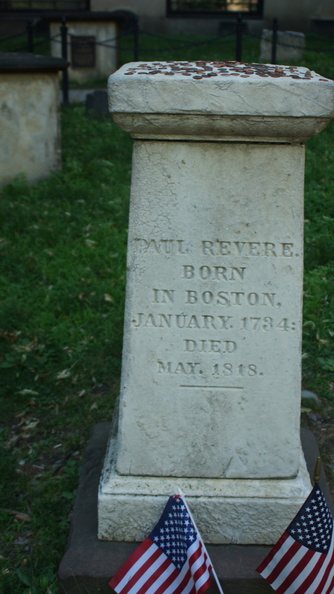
[115,140,304,480]
[71,35,96,68]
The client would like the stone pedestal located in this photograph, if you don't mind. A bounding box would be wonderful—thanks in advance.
[59,424,333,594]
[99,61,334,544]
[0,52,67,185]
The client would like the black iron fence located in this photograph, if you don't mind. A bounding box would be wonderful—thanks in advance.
[1,13,334,104]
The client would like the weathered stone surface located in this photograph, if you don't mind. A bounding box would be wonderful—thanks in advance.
[99,430,311,543]
[114,141,304,480]
[59,424,332,594]
[98,61,334,543]
[259,30,305,64]
[0,57,64,184]
[109,61,332,118]
[108,62,334,142]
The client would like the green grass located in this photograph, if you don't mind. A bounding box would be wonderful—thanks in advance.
[0,32,334,593]
[0,109,132,593]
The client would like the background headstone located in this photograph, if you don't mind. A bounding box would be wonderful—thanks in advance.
[85,90,109,119]
[259,30,305,63]
[50,17,118,84]
[0,53,67,185]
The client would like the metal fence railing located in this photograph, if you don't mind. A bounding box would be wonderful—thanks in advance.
[1,13,333,104]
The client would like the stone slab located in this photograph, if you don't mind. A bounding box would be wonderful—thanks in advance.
[111,140,305,482]
[109,62,334,119]
[0,52,68,73]
[59,423,332,594]
[0,71,62,184]
[108,62,334,142]
[108,62,334,143]
[98,427,312,543]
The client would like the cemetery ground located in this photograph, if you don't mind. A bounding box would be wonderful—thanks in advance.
[0,33,334,593]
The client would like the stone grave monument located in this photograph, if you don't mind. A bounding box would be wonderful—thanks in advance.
[259,30,305,63]
[50,13,118,84]
[0,53,67,185]
[98,62,334,548]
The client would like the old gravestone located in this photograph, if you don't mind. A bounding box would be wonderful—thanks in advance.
[259,30,305,63]
[0,53,67,185]
[98,61,334,545]
[50,15,118,84]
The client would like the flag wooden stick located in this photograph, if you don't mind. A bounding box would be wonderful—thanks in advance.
[313,456,321,485]
[177,487,225,594]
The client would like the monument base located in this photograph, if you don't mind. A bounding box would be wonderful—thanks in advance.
[59,423,331,594]
[98,426,312,544]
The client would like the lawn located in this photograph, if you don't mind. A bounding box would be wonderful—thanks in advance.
[0,31,334,593]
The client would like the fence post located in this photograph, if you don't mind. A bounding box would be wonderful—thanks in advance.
[60,17,69,105]
[271,18,278,64]
[27,19,34,53]
[133,20,139,61]
[236,13,243,62]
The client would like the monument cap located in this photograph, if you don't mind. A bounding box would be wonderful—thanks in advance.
[108,61,334,142]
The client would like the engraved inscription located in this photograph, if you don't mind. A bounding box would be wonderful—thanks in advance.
[152,289,175,303]
[184,290,278,307]
[201,240,295,257]
[240,317,296,331]
[132,313,235,329]
[131,313,296,331]
[132,236,298,390]
[183,339,237,353]
[181,265,245,281]
[157,361,201,375]
[134,238,188,254]
[212,363,260,377]
[156,360,261,379]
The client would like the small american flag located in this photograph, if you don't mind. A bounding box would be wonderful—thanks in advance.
[256,484,334,593]
[109,495,213,594]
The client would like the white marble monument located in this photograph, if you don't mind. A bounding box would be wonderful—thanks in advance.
[99,61,334,544]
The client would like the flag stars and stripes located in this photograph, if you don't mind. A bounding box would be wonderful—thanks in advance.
[149,498,203,572]
[285,486,332,554]
[257,484,334,594]
[109,495,213,594]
